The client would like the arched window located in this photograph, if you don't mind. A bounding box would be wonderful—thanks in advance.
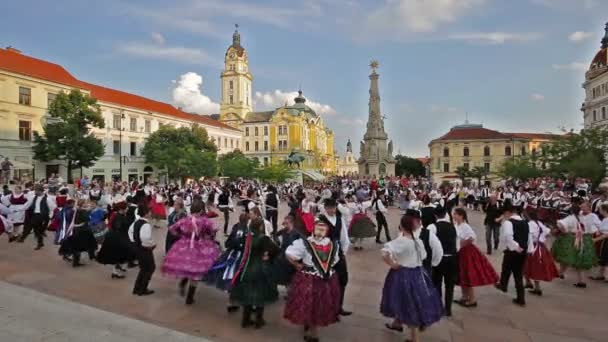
[443,147,450,157]
[505,146,512,156]
[463,147,469,157]
[483,146,490,157]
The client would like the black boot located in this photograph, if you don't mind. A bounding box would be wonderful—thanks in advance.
[185,285,196,305]
[72,253,83,267]
[178,278,188,297]
[254,306,266,329]
[241,306,253,328]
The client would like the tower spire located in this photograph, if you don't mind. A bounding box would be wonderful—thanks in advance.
[364,60,387,140]
[602,22,608,49]
[232,24,241,47]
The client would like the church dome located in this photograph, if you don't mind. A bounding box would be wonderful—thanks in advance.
[586,23,608,80]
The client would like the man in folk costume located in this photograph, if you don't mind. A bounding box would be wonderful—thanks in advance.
[317,198,352,317]
[129,204,156,296]
[495,203,534,306]
[1,185,28,242]
[20,185,55,250]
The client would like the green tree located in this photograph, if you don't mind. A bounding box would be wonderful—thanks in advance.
[141,124,217,182]
[497,157,543,181]
[32,90,105,183]
[454,166,470,183]
[468,166,488,184]
[255,163,295,183]
[218,150,258,179]
[394,155,426,177]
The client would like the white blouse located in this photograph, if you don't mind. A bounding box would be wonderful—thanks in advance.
[455,222,477,246]
[558,213,599,234]
[382,235,427,268]
[528,220,551,253]
[600,218,608,234]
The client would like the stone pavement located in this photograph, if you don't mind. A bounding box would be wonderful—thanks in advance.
[0,281,210,342]
[0,206,607,342]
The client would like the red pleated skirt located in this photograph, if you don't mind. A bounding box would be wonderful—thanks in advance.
[524,243,559,282]
[458,244,499,287]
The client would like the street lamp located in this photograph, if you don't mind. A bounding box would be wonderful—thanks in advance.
[119,111,125,182]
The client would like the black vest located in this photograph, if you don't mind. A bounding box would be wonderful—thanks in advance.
[218,192,229,206]
[510,218,529,252]
[28,195,49,218]
[435,221,457,256]
[132,219,147,248]
[419,228,432,270]
[266,194,278,208]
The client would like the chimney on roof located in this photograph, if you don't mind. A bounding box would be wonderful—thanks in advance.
[5,46,21,54]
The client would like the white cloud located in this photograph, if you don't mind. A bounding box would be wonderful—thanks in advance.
[115,42,219,66]
[366,0,485,34]
[531,93,545,101]
[430,104,460,113]
[568,31,593,42]
[171,72,220,115]
[150,32,165,45]
[448,32,543,44]
[254,90,337,116]
[531,0,597,10]
[552,62,588,71]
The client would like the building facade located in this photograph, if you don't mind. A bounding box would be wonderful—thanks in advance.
[0,47,241,183]
[358,61,395,177]
[216,28,337,173]
[428,122,554,184]
[582,23,608,129]
[337,139,358,176]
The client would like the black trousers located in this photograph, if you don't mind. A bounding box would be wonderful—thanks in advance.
[485,224,500,254]
[133,247,155,294]
[432,255,458,316]
[21,213,46,246]
[266,209,278,235]
[335,252,349,309]
[375,212,390,241]
[220,207,230,234]
[499,250,526,302]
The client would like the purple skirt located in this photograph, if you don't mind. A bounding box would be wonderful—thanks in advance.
[161,239,221,281]
[380,267,443,327]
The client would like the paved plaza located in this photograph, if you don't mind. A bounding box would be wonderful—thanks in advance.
[1,205,607,342]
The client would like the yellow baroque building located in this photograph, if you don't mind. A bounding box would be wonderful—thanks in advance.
[215,27,336,173]
[428,122,555,185]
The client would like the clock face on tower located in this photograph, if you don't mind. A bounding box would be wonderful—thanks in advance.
[229,52,236,59]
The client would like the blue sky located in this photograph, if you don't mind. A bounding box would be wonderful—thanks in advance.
[1,0,607,157]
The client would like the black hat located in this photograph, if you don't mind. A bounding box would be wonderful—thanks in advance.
[323,197,337,207]
[433,205,447,218]
[502,201,515,213]
[404,209,421,219]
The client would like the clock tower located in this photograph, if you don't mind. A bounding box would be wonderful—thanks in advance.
[219,25,253,128]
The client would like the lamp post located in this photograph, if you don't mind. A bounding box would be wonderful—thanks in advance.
[119,111,125,181]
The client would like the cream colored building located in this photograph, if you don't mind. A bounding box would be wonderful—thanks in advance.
[0,47,241,183]
[338,139,358,176]
[428,122,554,184]
[582,23,608,129]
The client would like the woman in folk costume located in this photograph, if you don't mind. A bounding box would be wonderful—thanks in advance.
[161,199,221,305]
[165,197,188,253]
[551,202,599,287]
[297,191,317,234]
[88,198,108,244]
[381,211,444,342]
[97,201,134,279]
[58,199,98,267]
[230,217,280,329]
[48,188,69,233]
[452,207,499,308]
[523,211,559,296]
[150,189,167,228]
[2,185,28,242]
[0,202,15,239]
[284,219,341,342]
[590,203,608,282]
[349,197,376,250]
[204,213,250,313]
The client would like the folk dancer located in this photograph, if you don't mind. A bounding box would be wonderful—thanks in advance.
[97,201,134,279]
[129,204,156,296]
[523,211,559,295]
[20,185,55,250]
[590,203,608,282]
[372,192,390,244]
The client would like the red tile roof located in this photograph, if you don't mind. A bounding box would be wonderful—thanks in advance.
[0,48,239,132]
[591,48,607,69]
[506,133,556,140]
[416,157,430,165]
[431,125,558,143]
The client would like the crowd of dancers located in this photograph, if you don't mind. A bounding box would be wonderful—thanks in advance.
[1,175,607,342]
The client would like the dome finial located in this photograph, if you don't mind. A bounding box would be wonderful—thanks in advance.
[232,24,241,47]
[294,89,306,104]
[602,22,608,49]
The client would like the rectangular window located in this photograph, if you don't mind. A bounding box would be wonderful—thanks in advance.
[130,118,137,131]
[263,157,269,166]
[245,127,250,136]
[463,163,469,170]
[245,142,250,151]
[144,120,151,133]
[113,114,121,129]
[18,120,31,141]
[255,141,259,151]
[47,92,57,108]
[236,140,239,149]
[113,140,120,155]
[255,127,259,136]
[230,139,234,148]
[594,110,597,121]
[19,87,31,105]
[484,162,491,172]
[264,126,268,136]
[443,163,449,173]
[264,141,268,151]
[229,80,233,90]
[603,107,606,120]
[229,95,234,104]
[130,142,137,156]
[224,137,227,148]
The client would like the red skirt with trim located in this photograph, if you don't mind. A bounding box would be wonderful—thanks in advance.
[458,244,499,287]
[297,209,315,234]
[524,243,559,282]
